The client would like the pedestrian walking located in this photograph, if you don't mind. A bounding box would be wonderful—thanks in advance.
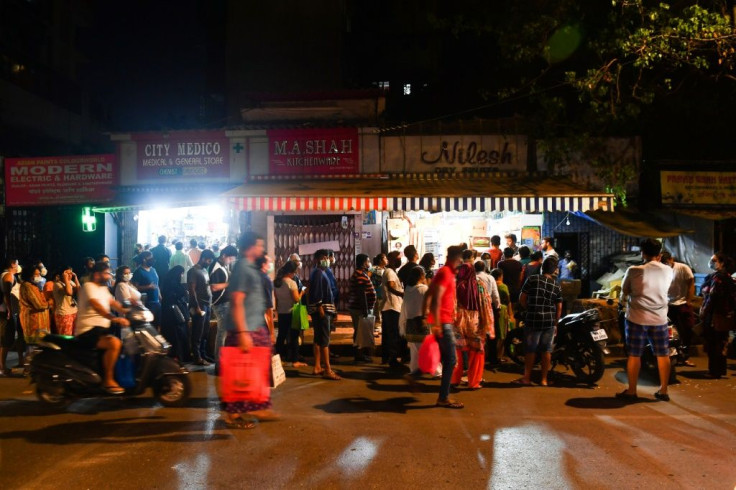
[423,245,465,409]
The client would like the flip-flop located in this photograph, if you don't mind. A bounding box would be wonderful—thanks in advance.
[322,371,342,380]
[510,378,532,386]
[311,370,324,377]
[436,399,464,409]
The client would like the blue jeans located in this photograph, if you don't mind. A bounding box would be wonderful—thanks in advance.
[438,324,457,401]
[212,302,230,363]
[190,304,211,361]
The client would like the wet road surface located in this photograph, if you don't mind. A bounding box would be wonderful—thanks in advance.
[1,353,735,489]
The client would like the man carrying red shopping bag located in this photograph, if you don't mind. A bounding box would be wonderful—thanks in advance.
[422,245,465,409]
[219,232,278,429]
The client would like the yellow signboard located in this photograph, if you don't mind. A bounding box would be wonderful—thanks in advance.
[661,170,736,206]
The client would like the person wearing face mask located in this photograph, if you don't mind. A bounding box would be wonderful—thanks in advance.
[308,249,340,380]
[18,264,51,350]
[75,262,130,394]
[114,266,141,306]
[381,251,404,368]
[210,245,239,364]
[348,254,376,363]
[1,258,25,374]
[700,252,736,379]
[132,251,162,327]
[51,266,79,336]
[188,250,216,365]
[254,254,276,346]
[161,266,190,362]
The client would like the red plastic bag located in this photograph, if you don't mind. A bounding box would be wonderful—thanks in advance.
[219,346,271,403]
[418,334,440,374]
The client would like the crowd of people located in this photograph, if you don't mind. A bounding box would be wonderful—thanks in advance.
[1,230,734,422]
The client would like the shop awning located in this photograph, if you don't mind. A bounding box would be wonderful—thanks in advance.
[92,183,239,213]
[223,174,615,213]
[576,208,694,237]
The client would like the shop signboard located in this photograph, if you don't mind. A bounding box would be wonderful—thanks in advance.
[267,128,360,175]
[381,134,527,174]
[4,154,116,206]
[661,170,736,206]
[134,131,231,180]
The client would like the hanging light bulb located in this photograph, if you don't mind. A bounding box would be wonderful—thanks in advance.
[565,214,571,226]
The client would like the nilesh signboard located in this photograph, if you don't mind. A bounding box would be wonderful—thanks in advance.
[4,154,117,206]
[134,131,231,180]
[267,128,360,175]
[661,170,736,206]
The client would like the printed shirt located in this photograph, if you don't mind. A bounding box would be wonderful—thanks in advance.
[521,274,562,330]
[348,269,376,314]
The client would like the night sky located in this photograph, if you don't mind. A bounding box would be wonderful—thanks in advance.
[81,1,209,131]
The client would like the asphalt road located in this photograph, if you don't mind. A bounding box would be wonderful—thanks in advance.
[1,352,735,489]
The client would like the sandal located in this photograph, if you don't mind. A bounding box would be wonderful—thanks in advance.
[311,369,324,377]
[510,378,532,386]
[436,399,464,409]
[222,415,256,429]
[103,384,125,395]
[322,370,342,380]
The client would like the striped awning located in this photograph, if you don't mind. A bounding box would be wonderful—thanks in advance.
[223,174,615,213]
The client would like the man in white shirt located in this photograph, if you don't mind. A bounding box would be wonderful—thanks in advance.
[170,241,194,283]
[541,236,559,259]
[617,238,674,402]
[75,262,130,394]
[661,252,696,367]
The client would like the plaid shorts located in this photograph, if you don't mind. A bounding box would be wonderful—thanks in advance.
[625,319,669,357]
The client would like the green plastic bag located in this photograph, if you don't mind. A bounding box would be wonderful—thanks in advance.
[291,303,310,330]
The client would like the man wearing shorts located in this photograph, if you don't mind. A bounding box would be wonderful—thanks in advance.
[75,262,130,394]
[617,238,674,402]
[517,256,562,386]
[308,249,340,380]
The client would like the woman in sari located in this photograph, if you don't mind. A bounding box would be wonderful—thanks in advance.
[452,250,489,389]
[19,265,51,345]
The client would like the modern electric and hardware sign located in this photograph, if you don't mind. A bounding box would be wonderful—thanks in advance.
[4,154,117,206]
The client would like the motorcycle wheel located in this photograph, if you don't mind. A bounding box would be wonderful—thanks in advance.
[571,339,606,384]
[154,374,191,407]
[36,380,69,409]
[504,328,527,367]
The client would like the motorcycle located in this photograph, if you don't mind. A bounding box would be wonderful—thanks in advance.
[505,308,609,384]
[617,301,681,384]
[30,303,191,408]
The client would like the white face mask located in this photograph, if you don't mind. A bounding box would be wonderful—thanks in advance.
[123,273,133,282]
[33,276,43,284]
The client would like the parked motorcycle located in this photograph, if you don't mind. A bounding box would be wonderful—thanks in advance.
[617,301,680,384]
[505,308,609,384]
[30,303,191,408]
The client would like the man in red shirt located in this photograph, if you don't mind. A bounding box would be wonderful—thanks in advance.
[423,245,465,409]
[488,235,504,269]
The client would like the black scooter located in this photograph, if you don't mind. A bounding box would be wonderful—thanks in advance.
[505,308,610,384]
[30,304,191,408]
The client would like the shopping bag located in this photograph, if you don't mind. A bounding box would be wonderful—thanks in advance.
[418,334,440,374]
[356,314,376,349]
[291,303,310,330]
[271,354,286,388]
[114,353,136,389]
[219,346,271,403]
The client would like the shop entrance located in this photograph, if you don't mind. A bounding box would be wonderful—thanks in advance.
[555,232,590,297]
[136,204,230,250]
[274,215,355,311]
